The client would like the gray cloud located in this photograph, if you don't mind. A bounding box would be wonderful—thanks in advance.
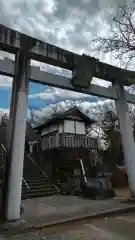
[0,0,132,52]
[0,0,134,116]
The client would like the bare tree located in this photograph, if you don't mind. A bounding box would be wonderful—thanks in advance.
[88,112,105,149]
[90,2,135,67]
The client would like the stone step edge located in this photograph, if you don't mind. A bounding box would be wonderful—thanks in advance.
[1,205,135,236]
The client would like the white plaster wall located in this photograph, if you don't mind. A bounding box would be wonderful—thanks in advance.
[41,120,86,135]
[64,120,75,133]
[29,144,33,153]
[59,124,64,133]
[76,121,85,134]
[41,124,57,136]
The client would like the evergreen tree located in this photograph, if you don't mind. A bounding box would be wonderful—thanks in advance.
[101,110,124,170]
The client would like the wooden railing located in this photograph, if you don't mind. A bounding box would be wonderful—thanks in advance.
[59,134,98,149]
[41,133,98,150]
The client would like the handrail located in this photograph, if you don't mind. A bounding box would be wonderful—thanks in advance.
[1,144,6,152]
[22,177,30,189]
[27,154,60,192]
[0,143,30,190]
[79,159,87,184]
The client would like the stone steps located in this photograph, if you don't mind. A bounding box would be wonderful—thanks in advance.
[22,159,59,200]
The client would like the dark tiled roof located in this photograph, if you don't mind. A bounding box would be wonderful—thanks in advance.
[35,106,96,131]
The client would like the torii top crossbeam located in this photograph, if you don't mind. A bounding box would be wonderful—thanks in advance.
[0,24,135,86]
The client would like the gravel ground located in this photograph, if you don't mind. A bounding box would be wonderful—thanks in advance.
[0,227,107,240]
[1,194,135,240]
[2,214,135,240]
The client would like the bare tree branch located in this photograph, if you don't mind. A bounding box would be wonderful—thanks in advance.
[90,2,135,67]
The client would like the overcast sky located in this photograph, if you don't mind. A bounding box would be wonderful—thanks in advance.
[0,0,133,122]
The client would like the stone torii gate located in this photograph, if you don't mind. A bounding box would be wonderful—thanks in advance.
[0,24,135,221]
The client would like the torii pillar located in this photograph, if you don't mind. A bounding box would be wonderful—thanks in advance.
[113,81,135,195]
[3,37,32,221]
